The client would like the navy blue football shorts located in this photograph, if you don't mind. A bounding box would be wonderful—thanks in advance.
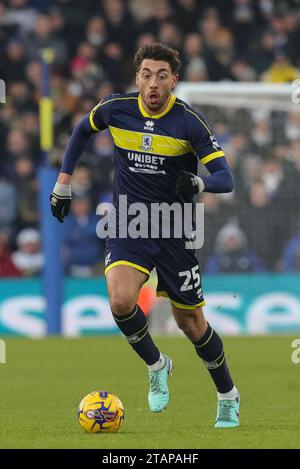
[105,237,205,310]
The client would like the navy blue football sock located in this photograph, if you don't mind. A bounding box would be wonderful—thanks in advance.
[112,305,160,366]
[193,323,234,393]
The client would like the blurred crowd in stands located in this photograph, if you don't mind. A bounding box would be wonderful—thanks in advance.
[1,0,300,277]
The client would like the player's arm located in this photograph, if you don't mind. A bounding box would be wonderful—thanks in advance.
[50,96,114,223]
[175,109,234,201]
[175,156,234,201]
[202,156,234,193]
[50,115,95,222]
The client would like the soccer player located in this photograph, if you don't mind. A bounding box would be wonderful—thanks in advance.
[50,43,240,428]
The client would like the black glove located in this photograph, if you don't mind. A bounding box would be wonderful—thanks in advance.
[50,182,72,223]
[175,171,205,202]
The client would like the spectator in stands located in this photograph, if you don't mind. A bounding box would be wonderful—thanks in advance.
[62,195,103,277]
[1,0,300,276]
[250,31,276,74]
[158,20,183,51]
[91,130,114,194]
[101,41,125,89]
[4,129,30,162]
[71,165,99,208]
[288,139,300,210]
[0,230,22,277]
[240,180,277,270]
[11,157,39,231]
[128,0,153,26]
[200,7,222,52]
[205,222,265,274]
[6,0,37,34]
[69,41,104,96]
[12,228,44,276]
[142,0,174,35]
[229,150,261,204]
[85,15,107,47]
[262,156,296,253]
[0,36,27,82]
[3,129,33,178]
[184,57,208,81]
[181,33,207,80]
[24,59,41,92]
[26,13,68,64]
[205,27,235,81]
[282,221,300,272]
[48,6,67,40]
[230,58,257,81]
[102,0,135,50]
[251,116,272,151]
[231,0,257,50]
[95,81,115,101]
[198,192,231,266]
[135,32,156,50]
[173,0,202,34]
[261,53,300,82]
[21,110,39,140]
[285,112,300,142]
[0,176,17,235]
[8,81,34,113]
[284,9,300,67]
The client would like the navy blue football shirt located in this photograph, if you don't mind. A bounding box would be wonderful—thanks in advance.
[87,92,225,207]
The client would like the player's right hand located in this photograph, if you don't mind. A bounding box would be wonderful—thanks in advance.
[50,182,72,223]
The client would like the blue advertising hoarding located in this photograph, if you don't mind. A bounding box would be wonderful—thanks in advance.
[0,275,299,336]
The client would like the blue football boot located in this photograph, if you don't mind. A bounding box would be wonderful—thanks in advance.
[215,393,240,428]
[148,354,173,413]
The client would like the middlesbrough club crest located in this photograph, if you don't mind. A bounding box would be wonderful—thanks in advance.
[140,134,153,151]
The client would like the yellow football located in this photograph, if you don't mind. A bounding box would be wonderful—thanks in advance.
[77,390,125,433]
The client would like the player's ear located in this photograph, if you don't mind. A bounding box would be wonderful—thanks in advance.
[172,73,179,90]
[136,72,140,88]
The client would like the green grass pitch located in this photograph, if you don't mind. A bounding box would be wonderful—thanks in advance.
[0,335,299,449]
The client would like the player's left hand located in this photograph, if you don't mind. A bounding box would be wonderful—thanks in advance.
[175,171,205,202]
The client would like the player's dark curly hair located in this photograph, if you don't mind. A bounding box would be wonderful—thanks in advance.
[134,42,181,74]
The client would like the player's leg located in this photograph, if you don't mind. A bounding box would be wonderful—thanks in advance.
[155,238,239,426]
[171,305,234,390]
[106,265,172,412]
[171,304,240,428]
[107,264,160,364]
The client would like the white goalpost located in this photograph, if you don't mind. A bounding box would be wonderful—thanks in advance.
[175,81,295,111]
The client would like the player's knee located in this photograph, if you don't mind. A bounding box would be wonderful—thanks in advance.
[110,293,136,317]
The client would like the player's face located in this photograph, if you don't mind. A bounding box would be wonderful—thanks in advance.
[136,59,178,115]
